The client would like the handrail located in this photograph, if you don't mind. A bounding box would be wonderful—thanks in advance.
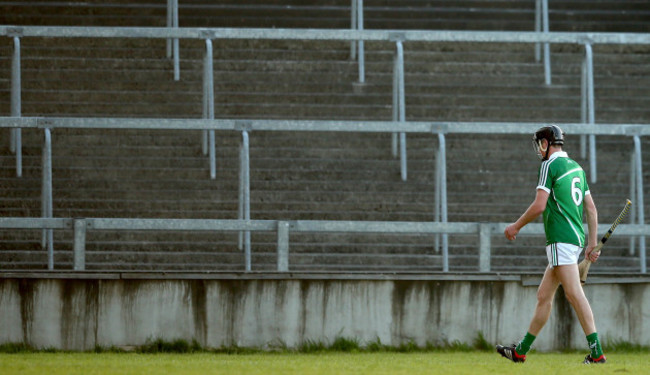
[2,117,650,136]
[1,217,647,273]
[2,117,643,272]
[169,0,546,86]
[4,26,649,183]
[2,116,644,271]
[3,26,650,44]
[1,25,647,273]
[162,0,550,85]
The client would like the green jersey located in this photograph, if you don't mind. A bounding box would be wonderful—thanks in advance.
[536,151,590,247]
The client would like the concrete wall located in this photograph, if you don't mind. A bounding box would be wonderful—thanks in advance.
[1,274,648,351]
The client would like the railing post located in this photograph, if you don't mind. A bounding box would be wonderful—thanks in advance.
[167,0,180,80]
[580,56,587,159]
[434,143,441,253]
[437,133,449,272]
[202,39,216,179]
[238,141,244,251]
[391,39,407,181]
[356,0,365,83]
[241,130,251,271]
[534,0,541,61]
[42,128,54,270]
[633,136,646,273]
[11,36,22,177]
[166,0,172,57]
[397,41,407,182]
[277,221,289,272]
[391,45,399,158]
[202,40,208,156]
[629,152,637,255]
[73,218,87,271]
[208,39,216,179]
[584,43,597,183]
[542,0,551,85]
[479,223,491,272]
[350,0,357,61]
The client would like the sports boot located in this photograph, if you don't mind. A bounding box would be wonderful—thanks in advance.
[583,354,606,364]
[496,344,526,363]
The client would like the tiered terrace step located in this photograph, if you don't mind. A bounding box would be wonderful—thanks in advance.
[0,1,649,273]
[3,1,648,32]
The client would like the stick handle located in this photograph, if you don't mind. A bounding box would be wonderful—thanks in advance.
[579,199,632,284]
[579,260,592,283]
[598,199,632,246]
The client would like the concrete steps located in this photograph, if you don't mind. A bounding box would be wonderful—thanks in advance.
[1,0,649,31]
[4,40,649,122]
[1,1,649,272]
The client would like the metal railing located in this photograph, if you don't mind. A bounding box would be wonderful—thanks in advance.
[0,217,647,274]
[164,1,552,86]
[352,0,553,86]
[4,26,650,186]
[0,117,647,273]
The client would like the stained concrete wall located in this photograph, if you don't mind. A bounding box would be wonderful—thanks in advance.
[0,275,648,351]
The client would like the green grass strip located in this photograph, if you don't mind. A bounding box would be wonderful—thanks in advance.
[0,352,646,375]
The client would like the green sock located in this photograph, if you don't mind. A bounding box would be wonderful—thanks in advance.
[515,332,536,355]
[586,332,604,358]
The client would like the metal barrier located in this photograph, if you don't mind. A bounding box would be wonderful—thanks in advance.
[164,1,551,88]
[0,217,647,273]
[0,117,647,270]
[4,26,650,185]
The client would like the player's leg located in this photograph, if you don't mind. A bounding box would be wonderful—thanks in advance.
[527,265,560,335]
[554,264,606,364]
[554,264,596,333]
[496,265,559,363]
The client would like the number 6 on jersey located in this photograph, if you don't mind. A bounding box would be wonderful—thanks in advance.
[571,177,583,206]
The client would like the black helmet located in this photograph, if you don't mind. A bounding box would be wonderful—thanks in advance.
[532,125,565,160]
[533,125,565,146]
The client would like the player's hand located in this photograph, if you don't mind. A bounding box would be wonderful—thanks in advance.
[585,245,600,263]
[504,224,519,241]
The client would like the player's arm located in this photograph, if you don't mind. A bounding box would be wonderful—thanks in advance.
[505,189,549,241]
[583,193,600,262]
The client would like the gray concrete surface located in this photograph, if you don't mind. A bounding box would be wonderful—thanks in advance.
[1,273,648,351]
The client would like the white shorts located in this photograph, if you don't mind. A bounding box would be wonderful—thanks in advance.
[546,243,582,268]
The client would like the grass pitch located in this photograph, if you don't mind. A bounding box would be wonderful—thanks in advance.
[0,352,642,375]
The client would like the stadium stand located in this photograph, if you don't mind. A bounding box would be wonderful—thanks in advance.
[0,1,649,272]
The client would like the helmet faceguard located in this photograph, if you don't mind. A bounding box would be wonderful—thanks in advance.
[533,125,565,161]
[532,138,547,160]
